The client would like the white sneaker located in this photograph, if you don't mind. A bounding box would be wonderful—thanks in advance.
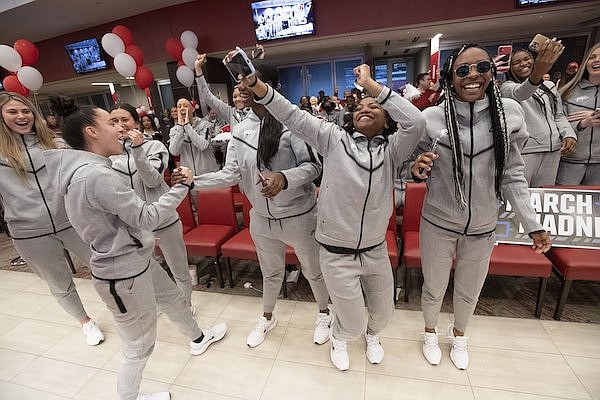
[365,333,384,364]
[422,331,442,365]
[190,323,227,355]
[82,320,104,346]
[313,311,333,345]
[448,324,469,369]
[246,316,277,348]
[330,334,349,371]
[136,392,170,400]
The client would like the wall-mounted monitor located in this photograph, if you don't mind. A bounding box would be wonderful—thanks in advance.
[251,0,314,42]
[64,38,108,74]
[516,0,575,6]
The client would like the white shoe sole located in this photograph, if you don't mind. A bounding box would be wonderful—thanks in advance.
[191,329,227,355]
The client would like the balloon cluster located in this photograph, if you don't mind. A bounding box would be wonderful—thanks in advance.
[101,25,154,90]
[0,39,43,96]
[165,30,199,88]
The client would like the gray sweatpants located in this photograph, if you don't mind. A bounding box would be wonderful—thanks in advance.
[12,227,92,322]
[320,242,394,341]
[155,219,192,306]
[249,207,329,314]
[420,219,496,333]
[522,151,561,187]
[93,259,202,400]
[556,161,600,185]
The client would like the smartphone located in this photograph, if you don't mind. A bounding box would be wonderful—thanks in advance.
[497,45,513,62]
[224,46,255,82]
[429,136,440,153]
[528,34,550,53]
[257,170,267,187]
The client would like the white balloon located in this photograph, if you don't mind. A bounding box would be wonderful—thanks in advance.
[140,105,147,112]
[176,65,194,88]
[101,33,125,58]
[0,44,22,72]
[182,47,199,69]
[180,30,198,49]
[17,66,43,91]
[114,53,137,78]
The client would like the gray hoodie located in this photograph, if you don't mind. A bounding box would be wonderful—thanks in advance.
[256,85,425,250]
[418,97,542,235]
[562,79,600,164]
[44,148,189,280]
[196,75,249,127]
[109,137,178,229]
[169,116,219,175]
[193,109,321,219]
[501,79,575,154]
[0,133,71,239]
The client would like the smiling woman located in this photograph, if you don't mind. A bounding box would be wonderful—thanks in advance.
[0,92,105,349]
[410,44,551,370]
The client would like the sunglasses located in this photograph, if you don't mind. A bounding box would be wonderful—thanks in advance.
[454,60,492,79]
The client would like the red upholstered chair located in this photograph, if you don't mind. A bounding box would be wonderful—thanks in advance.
[176,193,197,234]
[385,207,400,304]
[401,183,427,302]
[232,184,244,212]
[545,247,599,320]
[488,244,552,318]
[182,187,238,288]
[220,193,296,295]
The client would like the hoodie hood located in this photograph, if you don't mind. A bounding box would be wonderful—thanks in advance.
[44,148,111,196]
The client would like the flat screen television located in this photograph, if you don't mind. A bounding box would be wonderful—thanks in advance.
[251,0,314,42]
[64,38,108,74]
[516,0,575,6]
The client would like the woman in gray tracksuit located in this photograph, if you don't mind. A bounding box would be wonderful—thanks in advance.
[168,98,219,177]
[558,42,600,185]
[190,62,332,350]
[0,92,103,346]
[412,44,551,370]
[501,42,576,187]
[109,103,193,309]
[238,63,425,371]
[46,95,227,400]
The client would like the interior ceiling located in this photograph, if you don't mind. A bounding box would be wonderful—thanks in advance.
[1,0,599,98]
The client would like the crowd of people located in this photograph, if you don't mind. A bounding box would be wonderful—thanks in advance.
[1,36,599,400]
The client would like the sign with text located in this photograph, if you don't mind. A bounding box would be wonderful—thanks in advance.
[496,188,600,249]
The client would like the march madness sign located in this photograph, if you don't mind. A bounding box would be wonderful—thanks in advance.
[496,188,600,249]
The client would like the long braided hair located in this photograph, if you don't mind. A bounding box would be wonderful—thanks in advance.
[439,43,509,207]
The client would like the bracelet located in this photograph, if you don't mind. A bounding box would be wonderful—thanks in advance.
[195,73,204,78]
[248,77,258,87]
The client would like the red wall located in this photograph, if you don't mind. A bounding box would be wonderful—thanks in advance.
[36,0,520,83]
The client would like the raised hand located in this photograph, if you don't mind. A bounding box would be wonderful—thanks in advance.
[195,53,207,76]
[127,129,144,146]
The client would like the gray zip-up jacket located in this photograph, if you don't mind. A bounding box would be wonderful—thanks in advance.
[193,109,321,219]
[562,79,600,164]
[169,116,219,175]
[196,75,249,127]
[44,148,189,280]
[501,79,575,154]
[0,133,71,239]
[109,137,178,229]
[257,85,425,250]
[418,97,542,236]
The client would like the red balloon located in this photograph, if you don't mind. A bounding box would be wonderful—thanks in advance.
[177,60,185,67]
[125,44,144,67]
[134,66,154,90]
[112,25,134,47]
[3,75,29,96]
[13,39,39,66]
[165,37,184,60]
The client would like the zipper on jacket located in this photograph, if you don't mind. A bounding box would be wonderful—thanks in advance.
[463,103,475,235]
[540,101,555,152]
[21,136,57,233]
[189,141,197,175]
[589,86,599,164]
[355,138,374,253]
[124,143,134,189]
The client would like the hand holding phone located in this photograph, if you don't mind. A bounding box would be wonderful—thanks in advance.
[528,34,550,53]
[223,46,256,82]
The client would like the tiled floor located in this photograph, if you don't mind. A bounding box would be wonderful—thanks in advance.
[0,269,599,400]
